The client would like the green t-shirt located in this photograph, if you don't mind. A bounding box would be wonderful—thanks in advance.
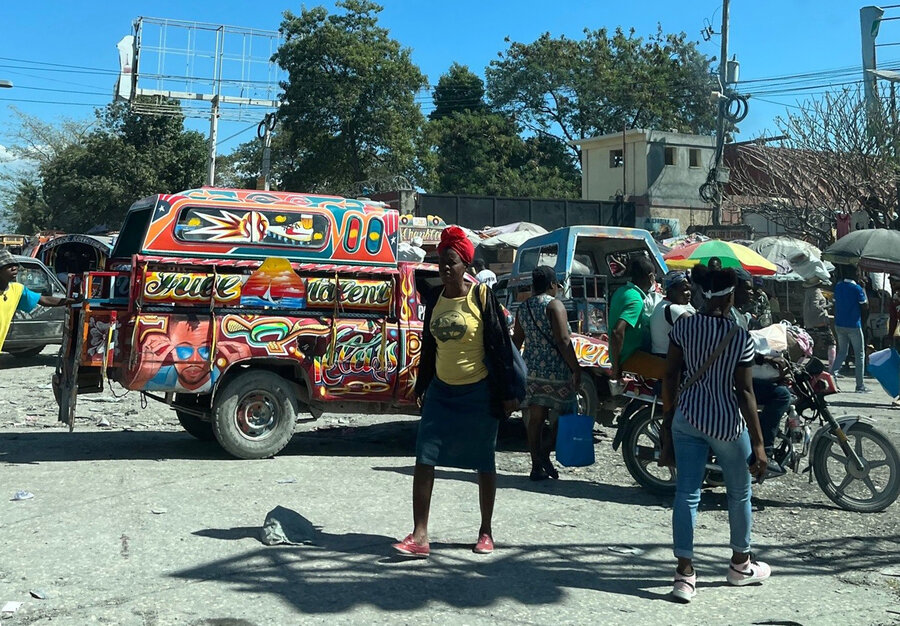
[608,282,649,366]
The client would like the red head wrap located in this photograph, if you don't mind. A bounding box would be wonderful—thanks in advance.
[437,225,474,265]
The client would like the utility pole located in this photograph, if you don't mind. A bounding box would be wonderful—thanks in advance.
[207,95,220,186]
[257,113,277,191]
[711,0,730,226]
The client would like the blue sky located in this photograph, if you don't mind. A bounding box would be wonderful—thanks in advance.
[1,0,897,159]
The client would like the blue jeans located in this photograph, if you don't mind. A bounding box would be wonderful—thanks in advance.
[752,379,791,448]
[832,326,866,390]
[671,409,752,559]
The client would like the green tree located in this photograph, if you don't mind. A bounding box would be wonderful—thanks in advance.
[6,98,206,233]
[216,131,296,191]
[273,0,427,193]
[424,66,579,198]
[486,27,715,159]
[429,63,485,120]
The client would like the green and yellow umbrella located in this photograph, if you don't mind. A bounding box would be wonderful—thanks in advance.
[664,240,777,275]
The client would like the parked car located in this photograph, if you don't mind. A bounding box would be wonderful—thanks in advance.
[4,255,66,357]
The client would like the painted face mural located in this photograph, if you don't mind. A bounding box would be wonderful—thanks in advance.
[131,318,250,392]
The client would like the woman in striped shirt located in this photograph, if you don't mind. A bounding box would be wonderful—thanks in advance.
[661,268,771,603]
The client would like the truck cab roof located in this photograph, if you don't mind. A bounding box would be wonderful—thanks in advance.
[110,187,399,269]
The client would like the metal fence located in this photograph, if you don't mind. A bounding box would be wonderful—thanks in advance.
[416,194,636,231]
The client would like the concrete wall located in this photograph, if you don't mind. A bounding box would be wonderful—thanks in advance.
[579,129,716,231]
[582,133,647,201]
[645,133,715,209]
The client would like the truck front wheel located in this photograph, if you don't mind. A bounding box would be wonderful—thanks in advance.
[212,370,297,459]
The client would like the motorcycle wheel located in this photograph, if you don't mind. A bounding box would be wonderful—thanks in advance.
[622,407,678,495]
[812,422,900,513]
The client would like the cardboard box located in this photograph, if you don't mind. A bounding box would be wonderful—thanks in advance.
[490,262,513,275]
[495,247,516,263]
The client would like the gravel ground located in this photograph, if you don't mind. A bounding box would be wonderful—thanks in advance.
[1,347,899,621]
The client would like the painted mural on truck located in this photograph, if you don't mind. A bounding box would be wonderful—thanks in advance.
[125,312,409,401]
[141,188,399,267]
[139,258,394,312]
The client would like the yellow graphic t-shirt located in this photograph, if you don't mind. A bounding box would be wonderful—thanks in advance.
[430,286,488,385]
[0,282,25,350]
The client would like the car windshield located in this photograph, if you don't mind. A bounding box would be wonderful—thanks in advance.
[18,264,55,295]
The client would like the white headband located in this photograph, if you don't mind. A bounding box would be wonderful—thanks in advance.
[703,286,735,298]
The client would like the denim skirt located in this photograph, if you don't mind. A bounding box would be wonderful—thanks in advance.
[415,377,499,472]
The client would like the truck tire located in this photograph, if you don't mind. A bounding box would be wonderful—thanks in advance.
[174,393,215,442]
[575,372,599,420]
[212,370,297,459]
[8,345,46,358]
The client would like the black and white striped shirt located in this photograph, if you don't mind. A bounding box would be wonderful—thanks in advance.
[670,313,756,441]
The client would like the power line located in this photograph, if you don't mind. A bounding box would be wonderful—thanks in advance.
[0,97,106,107]
[216,122,259,146]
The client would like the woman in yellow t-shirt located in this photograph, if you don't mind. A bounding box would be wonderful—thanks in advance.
[393,226,519,559]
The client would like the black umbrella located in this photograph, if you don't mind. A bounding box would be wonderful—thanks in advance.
[823,228,900,272]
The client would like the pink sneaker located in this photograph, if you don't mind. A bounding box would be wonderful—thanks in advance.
[727,556,771,586]
[671,569,697,603]
[392,534,429,558]
[473,533,494,554]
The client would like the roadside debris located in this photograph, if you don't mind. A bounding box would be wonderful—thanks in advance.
[11,490,34,501]
[29,589,47,600]
[607,545,645,556]
[260,506,316,546]
[1,601,22,615]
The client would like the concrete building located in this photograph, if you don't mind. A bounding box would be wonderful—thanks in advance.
[574,129,717,237]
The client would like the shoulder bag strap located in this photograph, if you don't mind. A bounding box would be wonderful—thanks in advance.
[526,297,561,353]
[680,323,740,393]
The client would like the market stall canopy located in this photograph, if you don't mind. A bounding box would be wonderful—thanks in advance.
[477,222,547,249]
[664,239,777,275]
[750,236,832,282]
[823,228,900,272]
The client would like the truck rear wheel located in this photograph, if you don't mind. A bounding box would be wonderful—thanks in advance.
[212,370,297,459]
[174,393,215,442]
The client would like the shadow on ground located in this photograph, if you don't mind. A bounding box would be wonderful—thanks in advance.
[0,417,532,464]
[0,353,57,369]
[174,507,900,616]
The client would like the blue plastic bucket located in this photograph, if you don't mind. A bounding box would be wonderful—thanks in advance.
[868,348,900,398]
[555,413,595,467]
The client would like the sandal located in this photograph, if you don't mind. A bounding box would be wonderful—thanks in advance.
[541,457,559,480]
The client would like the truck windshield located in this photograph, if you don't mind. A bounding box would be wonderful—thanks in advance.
[518,244,558,273]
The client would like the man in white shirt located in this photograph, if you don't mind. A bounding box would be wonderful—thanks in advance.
[473,258,497,288]
[650,271,695,356]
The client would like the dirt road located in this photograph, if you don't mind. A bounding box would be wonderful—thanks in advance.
[1,349,899,625]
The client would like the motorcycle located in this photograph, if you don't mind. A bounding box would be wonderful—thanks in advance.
[612,358,900,513]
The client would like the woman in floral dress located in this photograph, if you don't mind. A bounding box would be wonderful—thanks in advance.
[513,265,581,480]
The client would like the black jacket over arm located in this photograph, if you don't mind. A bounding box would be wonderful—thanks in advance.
[415,284,517,419]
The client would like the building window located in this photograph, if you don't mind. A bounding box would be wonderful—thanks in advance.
[664,147,677,166]
[609,149,624,168]
[689,148,701,168]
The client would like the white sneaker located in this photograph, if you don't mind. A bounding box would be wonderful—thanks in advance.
[727,557,771,586]
[671,569,697,603]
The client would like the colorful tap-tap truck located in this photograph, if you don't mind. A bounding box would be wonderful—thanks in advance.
[54,188,456,459]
